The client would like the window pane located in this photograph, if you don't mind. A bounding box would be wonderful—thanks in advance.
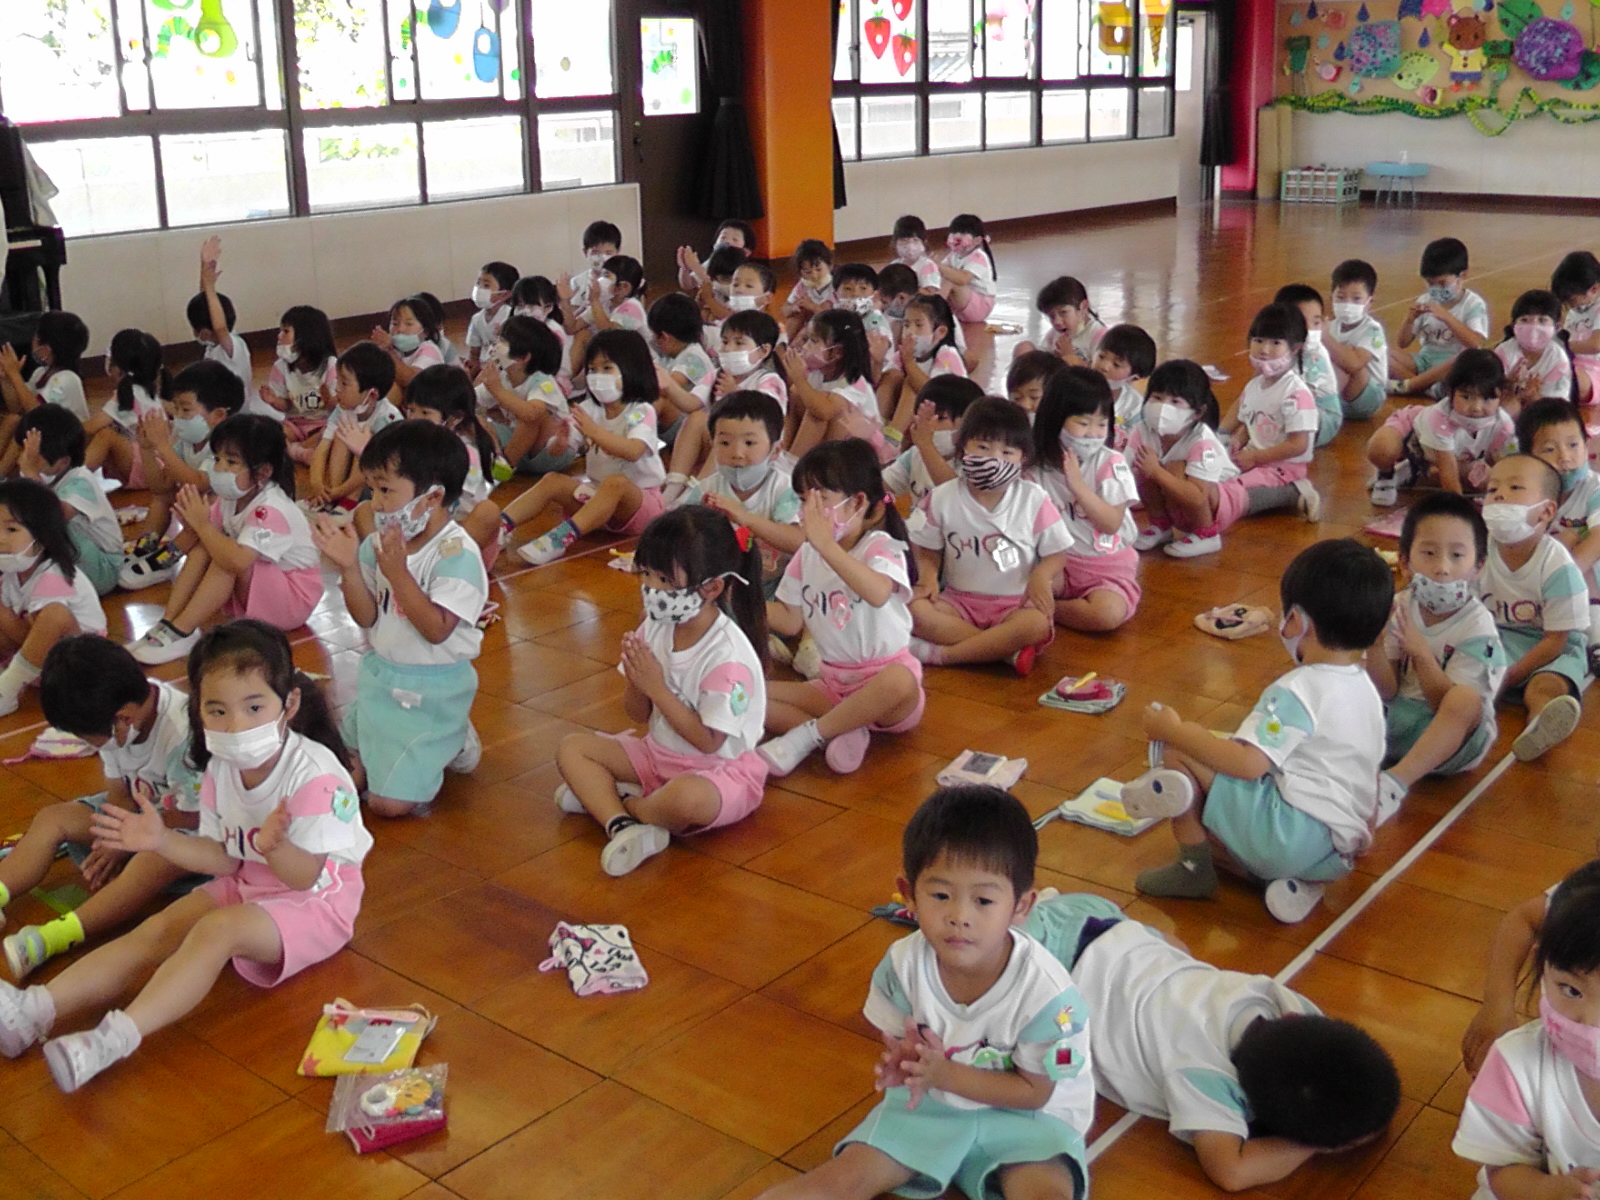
[0,1,120,123]
[531,0,613,97]
[1041,89,1086,143]
[161,130,290,226]
[928,92,980,153]
[1089,87,1129,138]
[985,90,1032,147]
[980,0,1033,78]
[1089,1,1134,76]
[146,0,261,109]
[424,115,524,200]
[640,18,698,115]
[834,0,855,81]
[260,0,283,108]
[1040,0,1079,80]
[832,97,859,161]
[538,111,617,189]
[304,123,419,212]
[116,0,152,112]
[1140,0,1172,76]
[927,0,971,84]
[1175,19,1193,91]
[860,0,918,84]
[295,0,388,110]
[415,0,504,100]
[1137,85,1170,137]
[859,93,918,158]
[28,137,158,235]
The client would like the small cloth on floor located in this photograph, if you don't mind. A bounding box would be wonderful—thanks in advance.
[606,551,635,573]
[115,505,149,526]
[937,750,1028,790]
[1363,508,1409,539]
[1193,604,1273,640]
[539,921,649,996]
[1039,673,1125,714]
[2,727,97,765]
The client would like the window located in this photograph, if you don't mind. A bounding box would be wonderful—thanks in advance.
[833,0,1175,161]
[0,0,624,235]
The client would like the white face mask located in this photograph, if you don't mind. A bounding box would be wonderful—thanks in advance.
[897,238,925,263]
[720,459,773,492]
[1481,501,1545,544]
[1304,328,1323,350]
[0,542,40,574]
[912,333,934,359]
[471,284,493,309]
[587,251,608,270]
[206,714,286,770]
[1278,605,1309,664]
[173,413,210,444]
[809,273,833,292]
[586,373,622,404]
[275,343,297,363]
[490,341,513,371]
[208,468,249,501]
[515,304,552,322]
[1062,431,1105,462]
[720,348,759,377]
[932,429,957,457]
[726,293,760,312]
[1145,400,1191,437]
[1332,300,1367,325]
[373,486,441,540]
[1453,411,1498,433]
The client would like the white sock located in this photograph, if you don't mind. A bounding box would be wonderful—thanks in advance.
[0,655,40,703]
[788,720,825,750]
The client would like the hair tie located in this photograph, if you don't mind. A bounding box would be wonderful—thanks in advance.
[733,524,753,553]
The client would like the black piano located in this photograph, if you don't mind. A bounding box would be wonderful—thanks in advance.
[0,115,65,340]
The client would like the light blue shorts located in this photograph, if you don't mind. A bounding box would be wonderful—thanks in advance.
[1385,695,1493,775]
[1022,893,1125,967]
[70,529,119,596]
[1313,394,1344,449]
[1344,376,1387,420]
[66,792,203,894]
[1202,774,1350,883]
[488,419,581,476]
[341,655,477,806]
[1413,343,1457,376]
[838,1089,1086,1200]
[1499,627,1587,697]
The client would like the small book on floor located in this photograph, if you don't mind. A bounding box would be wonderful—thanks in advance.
[1044,777,1161,837]
[1039,673,1125,713]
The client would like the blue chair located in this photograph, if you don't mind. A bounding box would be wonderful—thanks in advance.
[1365,161,1429,206]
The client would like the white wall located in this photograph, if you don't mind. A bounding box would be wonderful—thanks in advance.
[1287,111,1600,199]
[58,185,641,353]
[834,138,1180,243]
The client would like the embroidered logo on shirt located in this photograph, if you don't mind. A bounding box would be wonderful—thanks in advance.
[728,679,750,717]
[331,787,360,823]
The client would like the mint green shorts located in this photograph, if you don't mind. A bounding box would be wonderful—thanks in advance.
[1385,695,1493,775]
[1344,375,1387,420]
[70,528,119,596]
[1022,893,1125,967]
[1202,774,1349,883]
[1499,627,1587,697]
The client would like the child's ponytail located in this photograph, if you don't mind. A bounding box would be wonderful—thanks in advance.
[792,438,918,586]
[108,329,167,415]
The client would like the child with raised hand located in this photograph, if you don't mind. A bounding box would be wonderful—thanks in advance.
[191,235,252,387]
[1127,359,1242,558]
[503,329,666,566]
[884,375,983,504]
[253,305,338,444]
[677,218,754,294]
[16,407,121,596]
[1521,399,1600,672]
[1017,275,1106,365]
[756,786,1093,1200]
[781,238,838,342]
[908,398,1071,677]
[464,260,519,372]
[1220,302,1323,523]
[889,214,942,293]
[477,315,573,476]
[308,341,401,511]
[664,308,788,497]
[1123,538,1391,924]
[648,292,716,442]
[0,310,90,475]
[315,421,487,819]
[759,439,922,777]
[1007,350,1068,422]
[554,507,768,877]
[1453,861,1600,1195]
[1551,249,1600,406]
[1,636,202,981]
[1478,454,1589,762]
[938,212,997,327]
[1368,349,1514,507]
[581,254,649,334]
[1391,236,1490,396]
[372,294,445,391]
[1326,258,1390,421]
[782,309,889,464]
[129,414,320,666]
[1275,283,1342,447]
[1024,891,1401,1191]
[1092,322,1158,447]
[0,479,108,716]
[1366,493,1506,823]
[85,329,166,485]
[0,620,370,1093]
[887,293,967,436]
[1495,289,1575,415]
[1030,367,1140,633]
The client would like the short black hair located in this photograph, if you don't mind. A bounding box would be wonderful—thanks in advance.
[337,341,396,399]
[603,254,646,299]
[1273,283,1324,311]
[405,362,477,419]
[902,785,1037,896]
[1331,259,1378,294]
[0,477,77,578]
[891,214,928,242]
[480,260,519,291]
[16,403,86,467]
[721,308,781,353]
[794,238,832,269]
[1146,359,1221,429]
[34,311,89,374]
[1098,323,1157,378]
[582,220,622,250]
[1281,538,1393,651]
[586,328,661,405]
[704,244,748,282]
[648,292,704,345]
[1551,251,1600,303]
[835,262,879,290]
[876,262,916,297]
[186,290,236,332]
[709,390,785,443]
[916,374,984,420]
[1007,350,1067,394]
[170,358,246,416]
[359,418,469,507]
[1037,275,1090,314]
[1248,303,1308,347]
[1420,237,1469,278]
[735,259,777,296]
[1444,347,1505,400]
[1399,490,1488,564]
[512,274,560,310]
[714,218,757,250]
[500,315,564,376]
[1233,1015,1400,1149]
[1519,397,1587,457]
[1497,451,1563,503]
[39,636,153,738]
[956,395,1034,462]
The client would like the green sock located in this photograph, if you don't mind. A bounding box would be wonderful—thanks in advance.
[0,881,10,909]
[40,911,84,956]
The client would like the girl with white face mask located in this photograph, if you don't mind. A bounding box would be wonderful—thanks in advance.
[1127,359,1243,560]
[888,294,968,439]
[1553,250,1600,406]
[0,621,371,1094]
[936,212,998,327]
[1494,289,1576,413]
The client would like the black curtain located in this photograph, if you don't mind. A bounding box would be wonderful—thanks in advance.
[829,0,848,209]
[694,0,765,221]
[1198,0,1235,167]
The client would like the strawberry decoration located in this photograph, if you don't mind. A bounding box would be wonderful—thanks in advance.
[892,32,918,74]
[891,0,914,18]
[865,12,891,57]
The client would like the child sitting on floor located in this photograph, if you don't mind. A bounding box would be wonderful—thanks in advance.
[1367,349,1514,507]
[1128,359,1242,560]
[1520,398,1600,673]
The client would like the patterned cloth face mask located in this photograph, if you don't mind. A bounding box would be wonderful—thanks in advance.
[641,584,705,625]
[1410,572,1474,616]
[960,454,1022,491]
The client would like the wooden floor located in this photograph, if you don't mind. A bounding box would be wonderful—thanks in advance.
[2,199,1596,1200]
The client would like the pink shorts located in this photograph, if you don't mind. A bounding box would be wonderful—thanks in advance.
[613,732,768,831]
[283,415,328,443]
[1056,547,1141,614]
[199,860,364,987]
[950,290,996,324]
[605,485,666,536]
[810,650,926,733]
[1382,405,1422,437]
[124,444,147,490]
[1234,461,1307,488]
[224,561,323,631]
[838,410,897,465]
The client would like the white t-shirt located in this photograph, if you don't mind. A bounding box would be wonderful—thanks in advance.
[1233,663,1384,856]
[604,296,647,333]
[29,367,87,421]
[808,371,881,429]
[776,530,913,666]
[1329,313,1389,388]
[1111,380,1144,447]
[944,246,996,297]
[911,478,1072,597]
[1414,287,1491,353]
[204,336,254,388]
[400,341,444,372]
[211,482,320,570]
[1411,400,1516,491]
[357,520,487,666]
[1040,318,1108,361]
[785,280,837,312]
[1454,1020,1600,1200]
[320,398,403,445]
[865,928,1094,1134]
[626,610,765,759]
[98,681,203,813]
[1564,299,1600,374]
[455,434,490,515]
[466,303,511,352]
[1236,370,1318,465]
[1029,446,1138,556]
[1070,918,1317,1140]
[255,355,337,420]
[199,731,371,885]
[2,559,106,634]
[477,372,568,433]
[55,466,122,555]
[1125,420,1241,486]
[1383,589,1506,753]
[680,464,801,581]
[914,344,967,381]
[658,342,717,405]
[883,445,951,505]
[1301,339,1340,429]
[903,254,943,293]
[1479,536,1590,637]
[722,365,789,414]
[104,382,163,434]
[1555,468,1600,543]
[1495,338,1573,402]
[577,399,666,490]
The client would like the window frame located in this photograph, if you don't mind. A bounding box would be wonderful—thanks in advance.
[0,0,625,232]
[831,0,1177,162]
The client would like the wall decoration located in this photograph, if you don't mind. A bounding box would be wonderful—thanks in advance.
[1514,16,1585,75]
[1348,20,1404,73]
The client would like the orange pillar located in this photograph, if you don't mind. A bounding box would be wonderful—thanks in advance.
[744,0,836,259]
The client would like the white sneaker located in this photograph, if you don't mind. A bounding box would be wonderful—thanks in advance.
[0,980,51,1058]
[1119,769,1195,820]
[1293,478,1322,523]
[758,723,823,777]
[1375,771,1408,826]
[517,533,568,567]
[600,822,670,876]
[1134,526,1174,552]
[129,621,200,666]
[792,633,822,680]
[1513,695,1583,762]
[43,1010,139,1093]
[447,724,481,773]
[1369,474,1398,507]
[1265,878,1325,924]
[118,548,181,592]
[0,690,18,718]
[4,926,49,981]
[1164,532,1221,559]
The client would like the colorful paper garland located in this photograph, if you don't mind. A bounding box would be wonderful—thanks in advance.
[1272,83,1600,133]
